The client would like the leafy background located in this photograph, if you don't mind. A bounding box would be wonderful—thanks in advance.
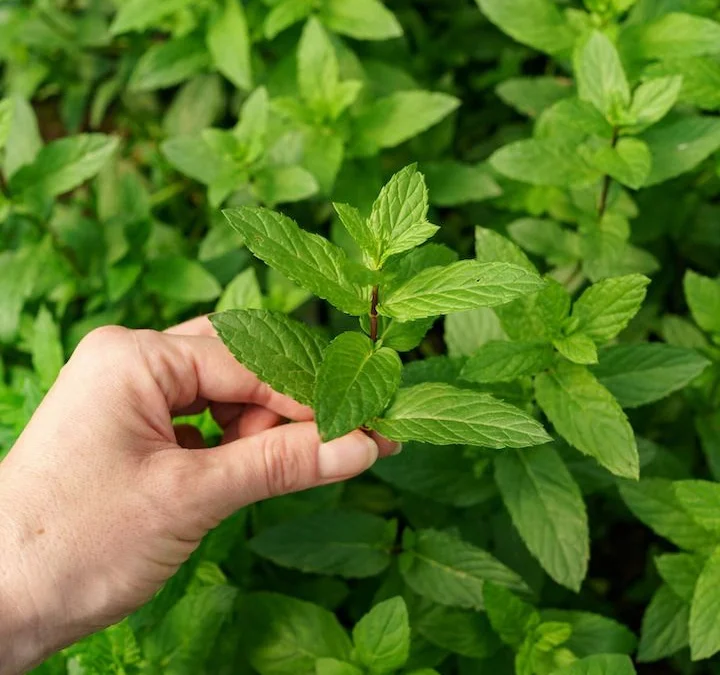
[2,0,720,673]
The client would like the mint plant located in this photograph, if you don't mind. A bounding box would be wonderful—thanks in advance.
[212,165,550,447]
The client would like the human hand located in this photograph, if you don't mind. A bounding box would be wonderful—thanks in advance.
[0,317,397,674]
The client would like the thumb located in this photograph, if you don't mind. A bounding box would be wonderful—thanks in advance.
[199,422,379,519]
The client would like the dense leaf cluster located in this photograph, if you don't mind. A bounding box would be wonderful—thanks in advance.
[2,0,720,673]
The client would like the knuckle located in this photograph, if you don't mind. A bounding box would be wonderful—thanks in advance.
[75,325,134,359]
[261,434,304,497]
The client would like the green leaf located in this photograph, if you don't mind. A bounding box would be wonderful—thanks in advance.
[353,597,410,673]
[575,31,631,120]
[627,76,683,132]
[223,207,370,315]
[414,605,499,659]
[207,0,252,90]
[144,257,221,303]
[684,270,720,334]
[161,134,233,186]
[264,0,313,39]
[642,116,720,185]
[656,553,704,602]
[461,341,553,383]
[637,585,690,662]
[690,547,720,660]
[249,511,395,578]
[495,445,589,591]
[535,363,638,479]
[618,478,717,552]
[483,582,539,648]
[475,0,576,55]
[110,0,193,34]
[298,18,341,115]
[32,306,64,391]
[10,134,118,198]
[496,76,573,118]
[632,12,720,60]
[128,36,210,92]
[570,274,650,344]
[674,481,720,536]
[371,382,551,448]
[320,0,403,40]
[421,161,502,206]
[475,226,536,272]
[234,87,269,163]
[372,443,494,507]
[490,137,598,187]
[211,309,329,406]
[551,654,635,675]
[237,592,352,675]
[536,98,614,141]
[586,138,652,190]
[352,91,460,156]
[399,529,530,610]
[254,165,319,205]
[314,332,402,441]
[316,660,364,675]
[367,164,438,265]
[591,344,710,408]
[3,96,42,180]
[508,218,580,266]
[644,57,720,111]
[384,244,459,294]
[378,261,545,321]
[541,610,637,657]
[553,333,599,366]
[334,203,377,264]
[216,268,263,312]
[445,308,507,358]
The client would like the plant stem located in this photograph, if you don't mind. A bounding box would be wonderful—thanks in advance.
[370,285,379,343]
[597,127,619,219]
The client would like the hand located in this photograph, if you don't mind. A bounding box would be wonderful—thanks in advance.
[0,318,397,674]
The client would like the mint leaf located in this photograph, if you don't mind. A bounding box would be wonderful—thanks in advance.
[535,363,639,479]
[334,202,379,265]
[633,12,720,60]
[638,585,690,663]
[399,529,530,610]
[110,0,192,34]
[422,161,501,206]
[475,0,576,55]
[552,655,635,675]
[497,278,571,342]
[684,270,720,335]
[586,138,652,190]
[674,481,720,535]
[372,443,493,508]
[32,306,64,391]
[237,593,352,675]
[9,134,118,198]
[690,547,720,660]
[414,605,499,659]
[128,36,210,92]
[216,268,263,312]
[384,243,459,294]
[643,116,720,185]
[371,382,551,448]
[553,333,599,365]
[592,344,710,408]
[263,0,313,39]
[496,76,573,119]
[445,308,507,358]
[367,164,438,265]
[207,0,252,90]
[352,91,460,156]
[618,478,716,552]
[628,76,683,132]
[483,582,539,648]
[144,257,221,303]
[316,660,363,675]
[656,553,704,602]
[490,137,598,187]
[320,0,403,40]
[570,274,650,344]
[378,261,545,321]
[475,226,536,272]
[353,597,410,674]
[575,31,630,121]
[541,611,637,657]
[314,332,402,441]
[223,207,370,315]
[495,445,589,591]
[211,309,329,406]
[461,341,553,383]
[249,511,396,578]
[3,96,42,180]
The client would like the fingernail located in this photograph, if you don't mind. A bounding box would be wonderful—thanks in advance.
[390,443,404,456]
[318,433,379,479]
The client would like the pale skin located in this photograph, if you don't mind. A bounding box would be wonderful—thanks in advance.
[0,317,397,674]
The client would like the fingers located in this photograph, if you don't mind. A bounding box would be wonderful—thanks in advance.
[222,406,282,444]
[164,316,216,337]
[198,423,378,517]
[367,431,401,459]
